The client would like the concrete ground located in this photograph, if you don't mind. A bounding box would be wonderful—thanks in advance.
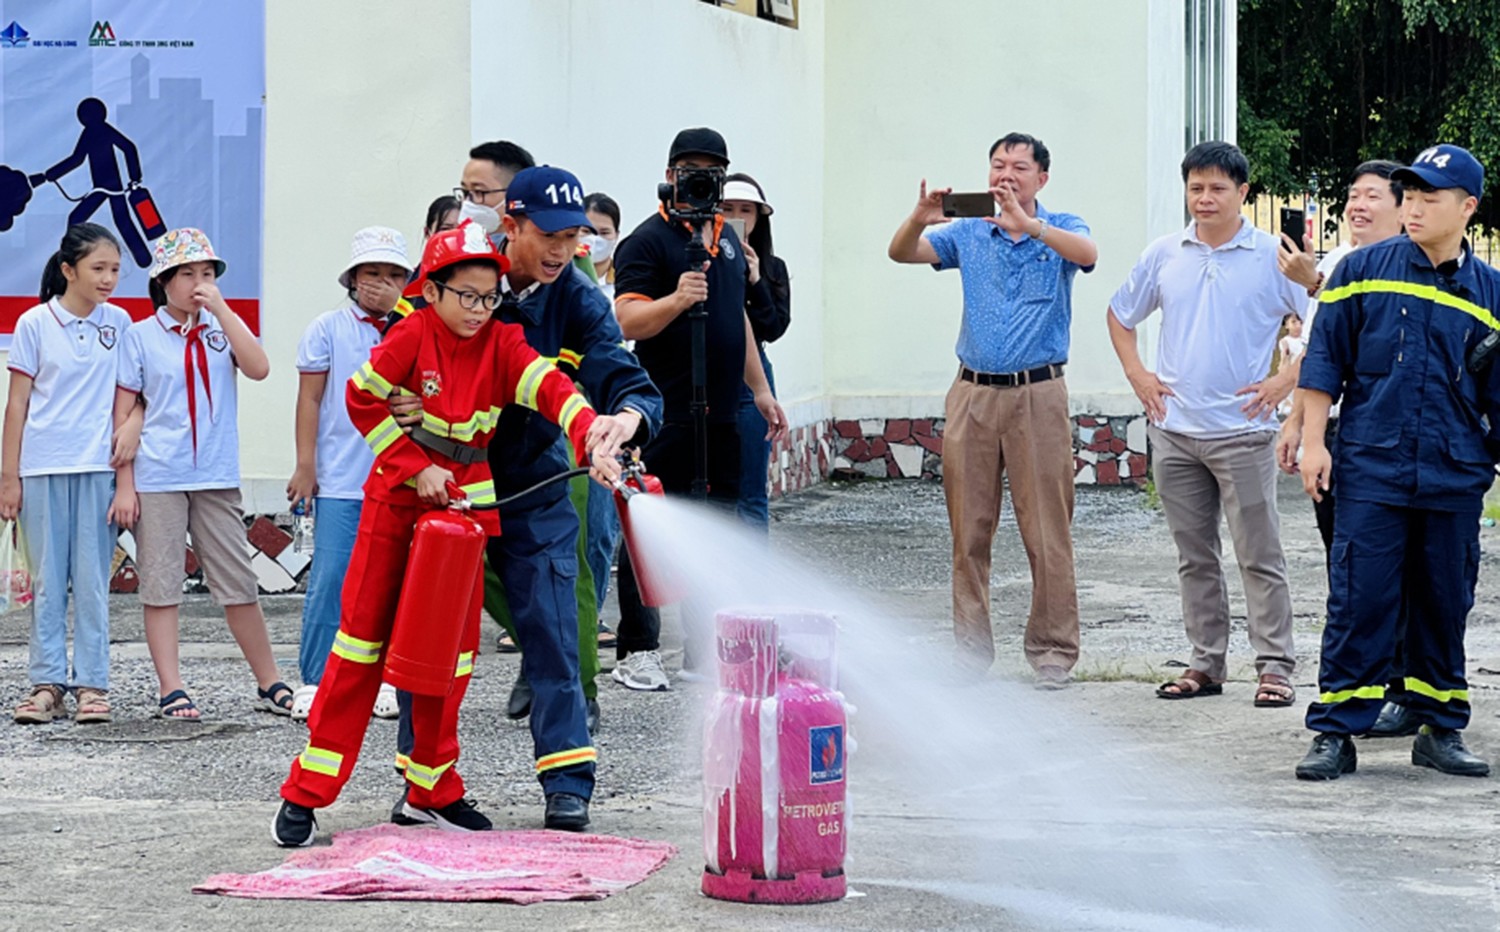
[3,476,1499,930]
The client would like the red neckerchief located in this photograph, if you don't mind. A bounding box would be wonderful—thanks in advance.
[178,319,214,466]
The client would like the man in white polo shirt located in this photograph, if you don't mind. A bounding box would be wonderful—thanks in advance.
[1107,141,1304,707]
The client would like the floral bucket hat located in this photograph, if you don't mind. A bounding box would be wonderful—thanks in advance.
[148,227,227,280]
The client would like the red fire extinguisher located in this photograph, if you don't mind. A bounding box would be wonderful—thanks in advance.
[613,460,677,606]
[384,486,487,697]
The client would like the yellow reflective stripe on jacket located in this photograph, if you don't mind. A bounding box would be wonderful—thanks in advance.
[455,651,474,678]
[557,394,591,435]
[351,361,395,400]
[363,415,402,455]
[536,746,598,773]
[394,752,410,772]
[1318,684,1386,704]
[1404,677,1470,704]
[419,407,502,442]
[516,357,551,409]
[459,480,495,506]
[403,757,456,790]
[1320,279,1500,331]
[558,348,583,368]
[299,744,345,778]
[331,630,383,665]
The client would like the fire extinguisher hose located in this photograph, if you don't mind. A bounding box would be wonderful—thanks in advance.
[468,466,592,511]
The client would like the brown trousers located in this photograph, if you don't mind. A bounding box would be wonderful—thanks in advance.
[1148,426,1295,681]
[943,374,1080,671]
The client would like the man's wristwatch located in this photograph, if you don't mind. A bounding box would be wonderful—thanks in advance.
[1033,218,1050,242]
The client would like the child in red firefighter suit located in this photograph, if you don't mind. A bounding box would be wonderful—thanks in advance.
[274,223,619,846]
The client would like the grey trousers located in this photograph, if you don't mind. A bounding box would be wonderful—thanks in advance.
[1149,426,1295,680]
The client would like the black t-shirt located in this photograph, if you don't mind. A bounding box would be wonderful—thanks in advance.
[614,210,747,423]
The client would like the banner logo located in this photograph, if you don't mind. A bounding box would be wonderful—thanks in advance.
[0,22,29,48]
[89,21,116,47]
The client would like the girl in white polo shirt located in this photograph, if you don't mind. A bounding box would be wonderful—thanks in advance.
[286,226,411,721]
[113,228,290,721]
[4,224,134,725]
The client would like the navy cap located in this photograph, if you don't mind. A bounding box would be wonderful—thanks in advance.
[667,127,730,166]
[504,166,591,232]
[1392,144,1484,199]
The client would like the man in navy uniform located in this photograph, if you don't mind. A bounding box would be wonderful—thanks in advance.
[1295,144,1499,780]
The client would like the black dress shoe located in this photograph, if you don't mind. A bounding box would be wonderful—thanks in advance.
[1364,701,1421,738]
[1412,727,1490,777]
[1295,733,1357,780]
[544,792,590,832]
[586,697,600,735]
[506,669,533,721]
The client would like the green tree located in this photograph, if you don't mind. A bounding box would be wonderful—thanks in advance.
[1239,0,1500,229]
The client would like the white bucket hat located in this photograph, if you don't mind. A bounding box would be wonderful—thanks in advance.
[339,226,413,289]
[722,179,773,216]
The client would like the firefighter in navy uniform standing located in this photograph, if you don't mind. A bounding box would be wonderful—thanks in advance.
[1295,144,1500,781]
[612,128,786,689]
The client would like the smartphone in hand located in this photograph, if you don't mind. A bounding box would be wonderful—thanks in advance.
[1279,207,1306,251]
[942,192,996,218]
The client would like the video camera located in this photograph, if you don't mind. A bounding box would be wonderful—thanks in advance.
[658,166,725,222]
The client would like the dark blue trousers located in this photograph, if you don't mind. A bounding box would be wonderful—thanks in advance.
[1305,497,1479,734]
[400,492,595,798]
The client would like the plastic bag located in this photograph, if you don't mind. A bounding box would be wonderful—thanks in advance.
[0,520,34,614]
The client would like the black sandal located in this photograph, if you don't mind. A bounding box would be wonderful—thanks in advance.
[1155,670,1224,700]
[257,681,294,716]
[157,689,202,722]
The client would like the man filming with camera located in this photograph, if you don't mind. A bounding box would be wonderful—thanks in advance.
[612,127,787,691]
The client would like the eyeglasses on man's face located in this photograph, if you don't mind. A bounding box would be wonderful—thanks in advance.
[454,185,507,206]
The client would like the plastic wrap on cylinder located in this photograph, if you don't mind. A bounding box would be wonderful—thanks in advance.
[715,612,778,698]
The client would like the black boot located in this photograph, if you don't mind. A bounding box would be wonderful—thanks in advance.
[1363,701,1420,738]
[506,669,533,721]
[544,792,590,831]
[1412,727,1490,777]
[1295,733,1357,780]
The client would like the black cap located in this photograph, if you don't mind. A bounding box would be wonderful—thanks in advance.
[668,127,729,166]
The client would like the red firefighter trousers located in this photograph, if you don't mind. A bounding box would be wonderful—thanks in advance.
[281,498,482,811]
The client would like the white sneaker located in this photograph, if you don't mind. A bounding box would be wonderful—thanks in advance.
[611,650,672,691]
[372,682,400,719]
[290,684,317,723]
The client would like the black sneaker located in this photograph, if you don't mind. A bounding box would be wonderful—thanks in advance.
[544,792,590,832]
[390,786,422,826]
[1412,727,1490,777]
[1295,733,1356,781]
[402,796,494,831]
[271,799,317,847]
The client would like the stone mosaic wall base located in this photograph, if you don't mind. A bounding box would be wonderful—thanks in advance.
[767,412,1151,497]
[109,514,307,596]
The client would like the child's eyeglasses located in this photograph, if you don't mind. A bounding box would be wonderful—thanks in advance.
[432,281,502,312]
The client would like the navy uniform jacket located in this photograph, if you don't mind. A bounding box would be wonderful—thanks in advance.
[1300,235,1500,511]
[485,263,662,508]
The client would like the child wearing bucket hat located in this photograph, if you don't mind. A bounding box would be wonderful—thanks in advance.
[112,227,289,721]
[286,226,412,721]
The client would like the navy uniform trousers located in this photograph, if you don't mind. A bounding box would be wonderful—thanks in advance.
[1305,495,1479,735]
[398,490,596,799]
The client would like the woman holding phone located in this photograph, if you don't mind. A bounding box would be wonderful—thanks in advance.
[720,174,791,532]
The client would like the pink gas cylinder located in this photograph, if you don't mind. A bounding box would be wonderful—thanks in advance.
[702,610,848,904]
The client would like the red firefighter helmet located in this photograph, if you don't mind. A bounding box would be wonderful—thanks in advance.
[407,221,509,296]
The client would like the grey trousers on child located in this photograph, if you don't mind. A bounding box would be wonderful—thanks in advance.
[1149,425,1296,681]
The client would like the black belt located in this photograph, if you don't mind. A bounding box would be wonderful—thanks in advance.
[410,425,488,465]
[959,363,1064,388]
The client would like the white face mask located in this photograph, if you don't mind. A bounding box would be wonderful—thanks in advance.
[459,199,501,234]
[582,234,614,265]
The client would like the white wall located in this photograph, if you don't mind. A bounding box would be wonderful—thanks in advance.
[469,0,827,423]
[238,0,473,507]
[821,0,1173,419]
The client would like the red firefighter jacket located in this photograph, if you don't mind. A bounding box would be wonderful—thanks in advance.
[346,306,596,535]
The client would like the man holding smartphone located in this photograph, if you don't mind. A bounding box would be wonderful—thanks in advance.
[887,132,1097,688]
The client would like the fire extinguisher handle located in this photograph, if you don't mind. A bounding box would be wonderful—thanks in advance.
[444,481,468,508]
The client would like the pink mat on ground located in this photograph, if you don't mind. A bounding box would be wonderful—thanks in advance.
[194,824,677,903]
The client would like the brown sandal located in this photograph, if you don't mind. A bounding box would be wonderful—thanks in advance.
[14,684,66,724]
[1155,669,1224,700]
[1254,673,1296,708]
[75,687,112,724]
